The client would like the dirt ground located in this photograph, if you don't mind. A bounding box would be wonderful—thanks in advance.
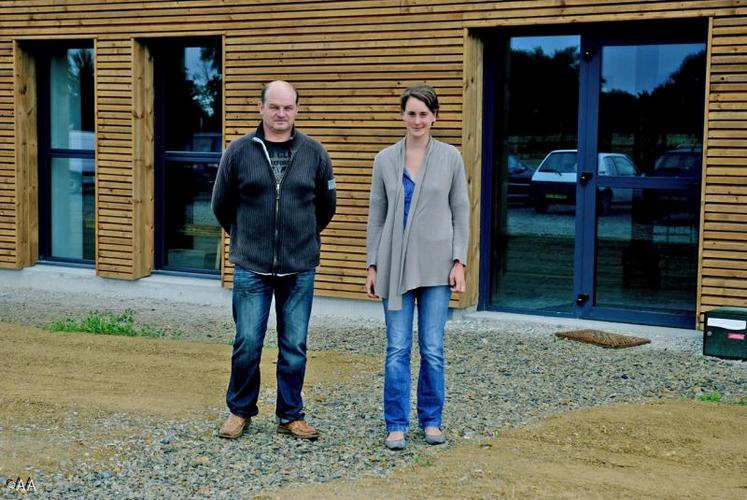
[2,322,746,499]
[269,402,747,499]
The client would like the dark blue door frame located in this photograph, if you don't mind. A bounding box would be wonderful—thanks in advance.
[478,25,706,328]
[478,40,498,312]
[574,39,601,319]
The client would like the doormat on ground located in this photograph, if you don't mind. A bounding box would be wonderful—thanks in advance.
[554,329,651,348]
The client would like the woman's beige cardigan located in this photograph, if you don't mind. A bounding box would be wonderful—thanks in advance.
[366,137,470,310]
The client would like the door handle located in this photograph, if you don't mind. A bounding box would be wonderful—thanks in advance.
[579,172,593,185]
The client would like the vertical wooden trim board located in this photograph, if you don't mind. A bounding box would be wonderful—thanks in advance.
[696,17,714,327]
[460,29,484,309]
[12,42,37,269]
[131,39,155,279]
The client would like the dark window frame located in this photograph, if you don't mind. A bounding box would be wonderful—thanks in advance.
[152,37,223,276]
[35,42,96,266]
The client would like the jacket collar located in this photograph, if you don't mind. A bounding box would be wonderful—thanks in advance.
[254,122,297,145]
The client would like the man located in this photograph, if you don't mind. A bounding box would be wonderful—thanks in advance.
[212,80,336,440]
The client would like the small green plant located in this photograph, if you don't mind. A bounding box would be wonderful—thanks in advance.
[415,456,433,467]
[48,309,165,338]
[738,398,747,407]
[697,391,721,403]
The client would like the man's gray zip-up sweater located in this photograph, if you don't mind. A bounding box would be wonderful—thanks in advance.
[211,124,336,274]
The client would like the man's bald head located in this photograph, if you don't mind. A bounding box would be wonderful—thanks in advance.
[261,80,299,104]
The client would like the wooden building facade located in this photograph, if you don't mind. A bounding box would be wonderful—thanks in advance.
[0,1,745,327]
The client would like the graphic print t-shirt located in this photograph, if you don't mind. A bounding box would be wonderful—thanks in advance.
[265,140,292,184]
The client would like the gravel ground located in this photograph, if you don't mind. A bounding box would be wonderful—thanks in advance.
[1,287,746,498]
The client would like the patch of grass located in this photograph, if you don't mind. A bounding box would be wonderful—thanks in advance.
[738,398,747,407]
[697,391,722,403]
[415,456,433,467]
[48,309,165,338]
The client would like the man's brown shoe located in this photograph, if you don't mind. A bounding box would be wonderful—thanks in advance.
[218,414,250,439]
[276,420,320,440]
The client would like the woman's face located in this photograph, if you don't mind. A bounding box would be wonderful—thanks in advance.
[402,97,436,139]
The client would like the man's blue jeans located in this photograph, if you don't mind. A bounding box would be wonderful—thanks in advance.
[383,285,451,433]
[226,266,315,423]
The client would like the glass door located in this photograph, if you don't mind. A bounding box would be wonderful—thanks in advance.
[579,39,706,327]
[488,35,581,312]
[485,25,707,327]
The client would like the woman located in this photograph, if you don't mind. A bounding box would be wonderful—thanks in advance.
[365,84,470,450]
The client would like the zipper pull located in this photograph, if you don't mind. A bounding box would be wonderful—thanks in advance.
[276,183,281,200]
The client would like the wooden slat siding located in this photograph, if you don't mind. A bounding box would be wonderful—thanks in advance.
[0,41,17,267]
[0,1,741,35]
[95,38,135,279]
[0,2,744,316]
[702,14,747,319]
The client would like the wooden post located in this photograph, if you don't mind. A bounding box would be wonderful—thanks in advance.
[131,39,155,278]
[460,29,484,308]
[13,42,38,268]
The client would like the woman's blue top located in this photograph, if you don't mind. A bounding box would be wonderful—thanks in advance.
[402,168,415,230]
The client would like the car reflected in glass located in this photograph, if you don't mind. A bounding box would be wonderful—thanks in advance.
[647,146,702,223]
[507,154,534,204]
[652,146,702,178]
[530,149,639,214]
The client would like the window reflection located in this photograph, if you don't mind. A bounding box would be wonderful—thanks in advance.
[492,36,580,310]
[50,49,94,150]
[599,44,706,176]
[596,187,698,312]
[596,42,705,317]
[164,162,221,271]
[50,157,95,260]
[163,45,222,153]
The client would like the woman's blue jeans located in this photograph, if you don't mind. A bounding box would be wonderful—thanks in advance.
[383,285,451,433]
[226,266,315,423]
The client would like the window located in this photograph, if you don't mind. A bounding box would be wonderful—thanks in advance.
[152,40,222,274]
[612,156,637,176]
[38,45,95,263]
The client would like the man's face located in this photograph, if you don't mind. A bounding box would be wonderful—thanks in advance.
[259,84,298,137]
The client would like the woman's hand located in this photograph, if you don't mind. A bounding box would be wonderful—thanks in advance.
[365,266,378,298]
[449,261,466,293]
